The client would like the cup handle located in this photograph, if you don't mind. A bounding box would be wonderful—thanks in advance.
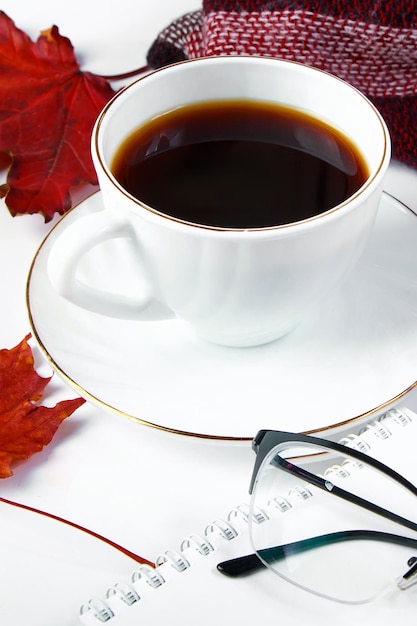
[47,208,174,321]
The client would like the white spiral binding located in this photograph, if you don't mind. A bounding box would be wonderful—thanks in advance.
[106,582,139,606]
[131,564,165,588]
[79,406,413,624]
[338,406,412,452]
[155,549,190,572]
[80,599,115,623]
[79,515,250,624]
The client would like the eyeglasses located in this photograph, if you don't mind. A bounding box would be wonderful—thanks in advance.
[217,429,417,604]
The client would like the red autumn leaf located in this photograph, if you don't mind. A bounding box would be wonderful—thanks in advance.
[0,12,115,221]
[0,334,85,478]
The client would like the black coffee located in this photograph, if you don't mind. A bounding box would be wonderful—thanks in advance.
[111,100,368,229]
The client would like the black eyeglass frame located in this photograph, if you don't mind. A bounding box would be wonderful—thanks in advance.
[218,429,417,589]
[248,429,417,497]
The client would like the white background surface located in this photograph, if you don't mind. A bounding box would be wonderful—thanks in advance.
[1,2,417,624]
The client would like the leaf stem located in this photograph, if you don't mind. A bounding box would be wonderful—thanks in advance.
[0,495,154,567]
[98,65,150,81]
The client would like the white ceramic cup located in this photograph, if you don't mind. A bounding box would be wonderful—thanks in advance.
[48,56,390,347]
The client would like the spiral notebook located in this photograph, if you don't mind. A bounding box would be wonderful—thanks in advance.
[79,406,417,626]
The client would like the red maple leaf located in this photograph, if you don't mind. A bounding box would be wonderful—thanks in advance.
[0,12,115,221]
[0,334,85,478]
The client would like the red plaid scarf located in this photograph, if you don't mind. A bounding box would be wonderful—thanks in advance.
[147,1,417,169]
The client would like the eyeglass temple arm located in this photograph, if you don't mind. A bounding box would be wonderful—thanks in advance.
[249,430,417,497]
[217,529,417,578]
[275,456,417,534]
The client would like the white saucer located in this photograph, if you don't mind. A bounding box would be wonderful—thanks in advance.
[27,192,417,440]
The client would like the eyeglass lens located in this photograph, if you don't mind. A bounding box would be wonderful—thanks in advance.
[249,440,417,603]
